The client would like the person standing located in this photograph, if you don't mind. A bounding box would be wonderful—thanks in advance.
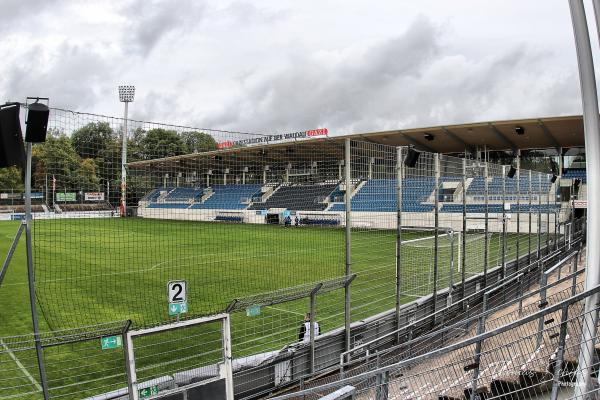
[298,312,320,342]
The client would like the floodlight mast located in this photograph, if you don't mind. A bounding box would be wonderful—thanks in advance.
[118,85,135,216]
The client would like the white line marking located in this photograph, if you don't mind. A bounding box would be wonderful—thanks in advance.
[4,247,327,286]
[0,339,42,392]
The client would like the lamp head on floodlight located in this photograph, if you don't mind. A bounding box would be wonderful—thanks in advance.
[118,85,135,102]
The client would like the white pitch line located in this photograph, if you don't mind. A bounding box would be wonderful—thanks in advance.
[3,246,327,286]
[0,339,42,392]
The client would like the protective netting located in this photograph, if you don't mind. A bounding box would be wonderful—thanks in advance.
[0,105,579,400]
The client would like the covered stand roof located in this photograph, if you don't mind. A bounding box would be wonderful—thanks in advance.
[128,115,584,171]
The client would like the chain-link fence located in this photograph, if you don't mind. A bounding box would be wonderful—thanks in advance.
[0,106,587,399]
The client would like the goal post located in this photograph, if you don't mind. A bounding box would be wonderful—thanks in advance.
[125,313,233,400]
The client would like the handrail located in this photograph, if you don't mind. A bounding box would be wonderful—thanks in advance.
[340,241,580,363]
[340,258,584,371]
[272,282,600,399]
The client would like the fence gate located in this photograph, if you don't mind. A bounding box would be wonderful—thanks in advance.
[126,314,233,400]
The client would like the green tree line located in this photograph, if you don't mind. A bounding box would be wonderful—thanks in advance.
[0,123,217,201]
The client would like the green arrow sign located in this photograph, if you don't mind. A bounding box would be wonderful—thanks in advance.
[139,385,159,398]
[100,335,122,350]
[168,301,188,316]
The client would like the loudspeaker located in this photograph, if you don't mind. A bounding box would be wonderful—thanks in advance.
[25,102,49,142]
[550,174,557,183]
[574,178,581,191]
[0,104,26,170]
[404,148,420,167]
[507,166,516,178]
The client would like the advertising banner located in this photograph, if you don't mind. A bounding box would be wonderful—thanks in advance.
[85,192,105,201]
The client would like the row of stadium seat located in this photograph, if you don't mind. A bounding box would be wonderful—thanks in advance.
[329,178,436,212]
[191,184,261,210]
[440,203,561,213]
[249,183,338,211]
[467,176,553,195]
[562,168,587,182]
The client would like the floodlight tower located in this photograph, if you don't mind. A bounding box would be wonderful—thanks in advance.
[118,85,135,216]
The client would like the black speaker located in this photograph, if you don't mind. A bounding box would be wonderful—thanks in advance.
[507,166,516,178]
[404,148,420,167]
[25,102,49,142]
[0,104,26,170]
[550,174,557,183]
[574,178,581,191]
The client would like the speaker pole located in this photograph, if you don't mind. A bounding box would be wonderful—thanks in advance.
[24,141,51,399]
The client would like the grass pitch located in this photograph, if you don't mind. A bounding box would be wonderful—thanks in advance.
[0,217,544,399]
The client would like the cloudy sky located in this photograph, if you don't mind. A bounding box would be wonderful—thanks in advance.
[0,0,596,136]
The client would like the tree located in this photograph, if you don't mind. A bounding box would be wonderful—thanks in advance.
[78,158,101,190]
[71,122,115,159]
[0,166,23,190]
[139,128,188,159]
[181,131,217,153]
[32,134,100,191]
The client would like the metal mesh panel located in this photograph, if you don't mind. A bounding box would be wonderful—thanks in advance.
[0,104,591,400]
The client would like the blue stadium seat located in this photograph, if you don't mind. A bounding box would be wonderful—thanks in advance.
[562,168,587,183]
[331,178,435,212]
[191,184,261,210]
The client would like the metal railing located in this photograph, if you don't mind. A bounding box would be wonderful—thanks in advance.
[340,241,583,370]
[270,282,600,399]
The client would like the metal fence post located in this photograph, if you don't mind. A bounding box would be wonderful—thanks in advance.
[122,323,136,399]
[395,147,403,339]
[125,330,139,400]
[528,170,533,264]
[501,165,507,283]
[461,158,467,303]
[483,161,489,289]
[538,174,542,258]
[448,229,455,305]
[309,283,323,375]
[433,153,440,316]
[536,272,548,349]
[344,138,352,352]
[550,305,570,400]
[546,175,551,252]
[375,370,389,400]
[516,152,521,267]
[469,292,488,400]
[572,251,579,297]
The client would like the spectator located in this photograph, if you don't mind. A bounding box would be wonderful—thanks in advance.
[298,312,320,342]
[284,214,292,227]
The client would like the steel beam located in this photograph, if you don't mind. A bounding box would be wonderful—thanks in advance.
[441,127,475,153]
[487,123,517,151]
[537,120,562,152]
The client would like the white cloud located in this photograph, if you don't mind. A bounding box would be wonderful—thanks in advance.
[0,0,585,135]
